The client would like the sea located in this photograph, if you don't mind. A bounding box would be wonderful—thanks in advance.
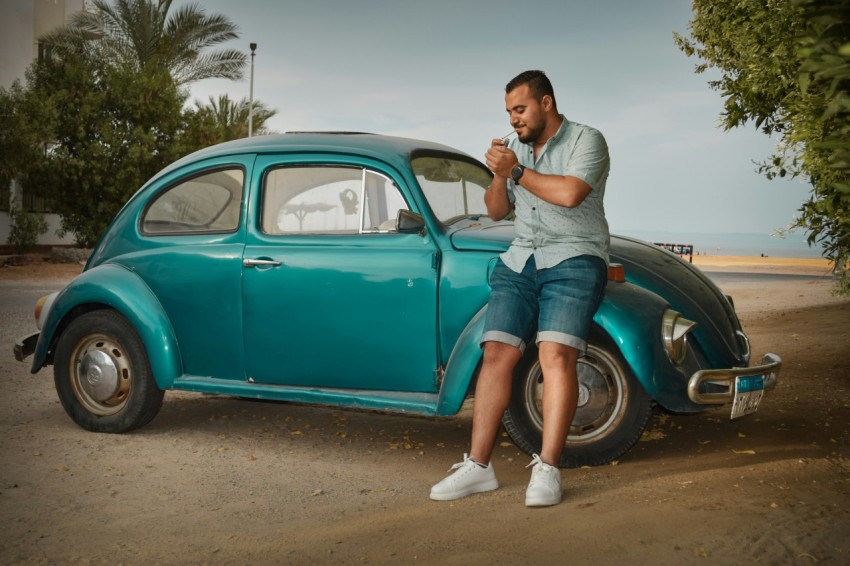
[617,229,826,259]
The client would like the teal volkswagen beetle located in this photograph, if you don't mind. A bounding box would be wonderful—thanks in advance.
[14,133,781,468]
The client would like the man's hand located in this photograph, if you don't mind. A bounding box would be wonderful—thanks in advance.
[485,139,519,179]
[485,136,594,209]
[483,139,514,220]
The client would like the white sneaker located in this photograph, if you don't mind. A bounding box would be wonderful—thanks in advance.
[525,454,562,507]
[430,453,499,501]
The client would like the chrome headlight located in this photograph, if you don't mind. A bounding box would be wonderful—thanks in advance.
[662,309,697,366]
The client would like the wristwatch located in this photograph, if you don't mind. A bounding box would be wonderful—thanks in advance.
[511,164,526,183]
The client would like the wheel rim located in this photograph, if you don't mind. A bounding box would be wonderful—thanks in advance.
[68,333,132,416]
[522,345,629,445]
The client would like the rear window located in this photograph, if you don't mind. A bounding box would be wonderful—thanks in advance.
[142,168,244,235]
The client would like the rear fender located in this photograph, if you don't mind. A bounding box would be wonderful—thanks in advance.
[436,306,487,415]
[32,263,182,389]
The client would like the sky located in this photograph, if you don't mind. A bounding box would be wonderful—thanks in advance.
[181,0,812,240]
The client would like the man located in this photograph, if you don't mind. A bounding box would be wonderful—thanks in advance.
[430,70,610,507]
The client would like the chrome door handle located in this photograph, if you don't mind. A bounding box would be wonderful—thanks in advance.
[243,258,282,268]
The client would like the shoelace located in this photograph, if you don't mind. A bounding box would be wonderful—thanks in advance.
[525,453,544,470]
[447,453,473,473]
[526,454,556,489]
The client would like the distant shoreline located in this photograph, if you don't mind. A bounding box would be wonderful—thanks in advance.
[690,254,835,276]
[618,230,826,260]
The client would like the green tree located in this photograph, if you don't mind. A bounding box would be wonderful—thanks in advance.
[191,94,278,141]
[39,0,246,85]
[20,55,189,247]
[5,0,252,247]
[675,0,850,293]
[0,81,57,199]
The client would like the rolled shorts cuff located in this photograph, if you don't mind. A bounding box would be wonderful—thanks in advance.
[480,330,526,354]
[536,330,586,353]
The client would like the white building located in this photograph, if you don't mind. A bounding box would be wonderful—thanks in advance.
[1,0,86,249]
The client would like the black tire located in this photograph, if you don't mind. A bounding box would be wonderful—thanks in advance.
[53,310,164,433]
[503,327,652,468]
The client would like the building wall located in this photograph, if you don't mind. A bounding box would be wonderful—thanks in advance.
[1,0,86,250]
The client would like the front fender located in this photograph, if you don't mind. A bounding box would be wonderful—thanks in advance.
[31,263,182,389]
[595,282,702,412]
[438,280,702,416]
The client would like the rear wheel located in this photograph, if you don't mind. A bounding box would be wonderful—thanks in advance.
[54,310,163,433]
[502,328,652,468]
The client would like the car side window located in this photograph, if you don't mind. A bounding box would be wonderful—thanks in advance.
[142,168,244,234]
[262,166,408,235]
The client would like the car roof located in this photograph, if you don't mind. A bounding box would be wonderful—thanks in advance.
[154,132,472,183]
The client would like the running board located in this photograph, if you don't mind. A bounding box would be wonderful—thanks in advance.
[172,377,441,416]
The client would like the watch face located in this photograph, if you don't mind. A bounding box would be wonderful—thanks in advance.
[512,165,524,182]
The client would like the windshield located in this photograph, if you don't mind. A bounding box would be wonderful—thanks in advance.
[412,155,491,224]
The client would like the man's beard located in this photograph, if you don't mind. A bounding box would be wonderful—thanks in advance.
[517,121,545,144]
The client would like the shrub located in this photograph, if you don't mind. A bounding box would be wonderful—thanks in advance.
[7,208,49,254]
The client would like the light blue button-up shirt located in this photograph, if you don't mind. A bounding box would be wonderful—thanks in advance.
[501,115,610,271]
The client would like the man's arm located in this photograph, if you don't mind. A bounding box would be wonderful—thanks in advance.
[512,169,591,208]
[484,173,514,220]
[485,144,592,209]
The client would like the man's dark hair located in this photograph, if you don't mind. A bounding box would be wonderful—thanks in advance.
[506,70,557,109]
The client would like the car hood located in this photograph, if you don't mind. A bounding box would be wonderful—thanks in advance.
[451,225,747,367]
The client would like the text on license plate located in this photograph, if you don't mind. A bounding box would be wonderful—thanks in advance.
[730,375,765,419]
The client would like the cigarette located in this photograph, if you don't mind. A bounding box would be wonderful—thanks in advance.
[501,131,513,144]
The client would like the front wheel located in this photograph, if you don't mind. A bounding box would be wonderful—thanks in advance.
[502,328,652,468]
[54,310,164,433]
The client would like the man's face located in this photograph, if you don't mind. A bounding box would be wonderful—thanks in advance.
[505,84,548,144]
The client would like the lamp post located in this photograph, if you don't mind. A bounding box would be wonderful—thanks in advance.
[248,42,257,137]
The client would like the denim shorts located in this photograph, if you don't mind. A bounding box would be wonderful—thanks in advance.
[481,254,607,353]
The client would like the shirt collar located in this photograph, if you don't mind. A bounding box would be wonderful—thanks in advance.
[520,114,569,162]
[548,114,569,144]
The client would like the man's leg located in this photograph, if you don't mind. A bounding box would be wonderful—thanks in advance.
[534,255,606,467]
[469,341,523,465]
[522,341,579,506]
[537,341,581,466]
[431,257,535,501]
[429,341,519,501]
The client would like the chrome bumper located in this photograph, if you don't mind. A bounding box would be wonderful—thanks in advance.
[14,332,39,363]
[687,353,781,405]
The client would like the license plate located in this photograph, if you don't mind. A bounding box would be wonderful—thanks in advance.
[730,375,765,419]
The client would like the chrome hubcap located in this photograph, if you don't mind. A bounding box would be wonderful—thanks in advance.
[524,345,627,444]
[70,334,132,416]
[79,350,120,402]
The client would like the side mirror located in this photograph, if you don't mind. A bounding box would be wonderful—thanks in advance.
[397,209,426,234]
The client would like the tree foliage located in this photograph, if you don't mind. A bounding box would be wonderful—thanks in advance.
[191,94,278,142]
[39,0,246,85]
[0,0,280,248]
[675,0,850,292]
[0,82,56,198]
[20,55,190,247]
[7,208,49,254]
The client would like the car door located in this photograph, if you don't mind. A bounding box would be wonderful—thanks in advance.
[242,156,441,393]
[132,159,251,381]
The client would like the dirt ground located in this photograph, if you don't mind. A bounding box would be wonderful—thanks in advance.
[1,257,848,564]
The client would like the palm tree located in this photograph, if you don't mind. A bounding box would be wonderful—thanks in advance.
[39,0,246,85]
[194,94,278,140]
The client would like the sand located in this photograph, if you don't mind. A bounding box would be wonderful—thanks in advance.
[692,254,836,276]
[1,256,848,564]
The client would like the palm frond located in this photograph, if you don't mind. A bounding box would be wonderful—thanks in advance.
[40,0,245,86]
